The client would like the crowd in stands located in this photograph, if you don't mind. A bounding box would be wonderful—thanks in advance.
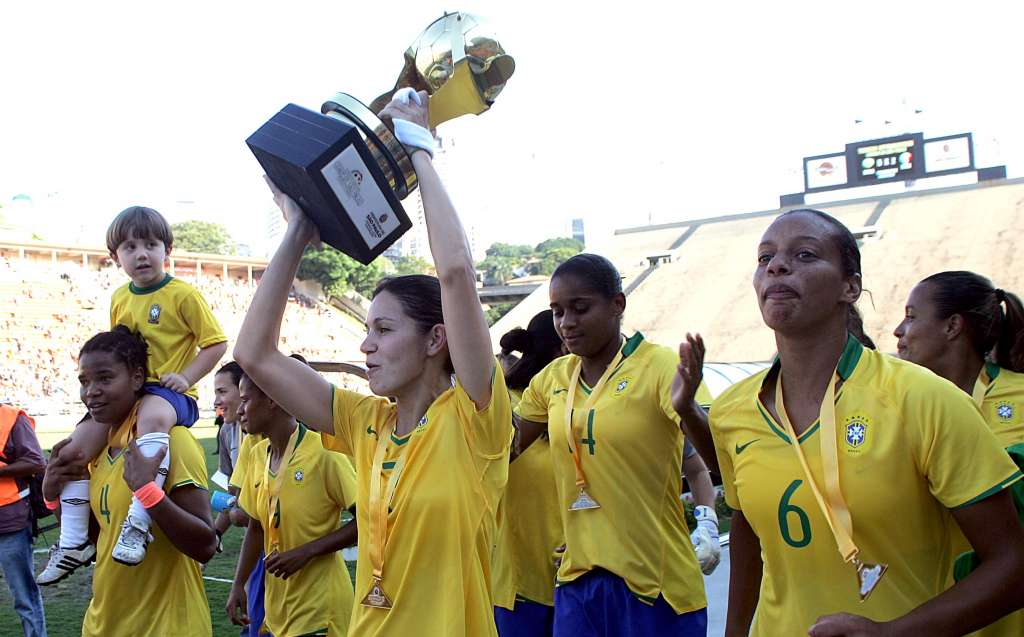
[0,255,367,414]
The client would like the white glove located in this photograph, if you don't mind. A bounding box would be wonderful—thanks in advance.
[391,88,435,158]
[690,505,721,575]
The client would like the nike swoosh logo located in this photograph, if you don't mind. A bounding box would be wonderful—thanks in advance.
[735,439,760,455]
[553,389,568,395]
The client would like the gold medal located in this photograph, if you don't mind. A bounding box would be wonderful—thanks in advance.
[854,559,888,601]
[360,575,394,609]
[564,341,625,513]
[568,487,600,511]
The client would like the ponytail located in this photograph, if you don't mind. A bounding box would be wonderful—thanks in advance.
[920,271,1024,373]
[502,310,563,390]
[847,305,876,350]
[994,288,1024,372]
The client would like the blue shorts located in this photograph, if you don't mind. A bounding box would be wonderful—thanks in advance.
[553,569,707,637]
[246,551,267,637]
[495,597,554,637]
[143,383,199,427]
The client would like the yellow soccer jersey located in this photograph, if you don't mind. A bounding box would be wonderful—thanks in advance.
[322,364,511,637]
[238,424,357,637]
[229,432,260,491]
[515,333,710,614]
[710,335,1022,637]
[493,388,563,609]
[82,425,211,637]
[110,275,226,398]
[979,363,1024,448]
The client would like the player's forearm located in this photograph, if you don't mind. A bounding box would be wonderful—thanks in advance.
[303,517,358,559]
[151,488,218,562]
[413,152,474,281]
[885,538,1024,635]
[232,521,264,588]
[181,341,227,387]
[510,416,546,462]
[678,401,719,475]
[234,227,306,366]
[689,470,717,510]
[724,511,762,637]
[0,459,45,478]
[214,510,232,537]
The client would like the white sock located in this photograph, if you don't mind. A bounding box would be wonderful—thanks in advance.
[125,432,170,530]
[58,479,91,549]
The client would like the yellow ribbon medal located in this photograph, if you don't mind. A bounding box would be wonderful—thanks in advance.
[774,370,888,601]
[361,414,424,609]
[263,426,300,556]
[564,340,624,511]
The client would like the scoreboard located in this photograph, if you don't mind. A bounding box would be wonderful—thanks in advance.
[846,133,923,185]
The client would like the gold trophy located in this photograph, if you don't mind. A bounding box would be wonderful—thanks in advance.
[247,12,514,264]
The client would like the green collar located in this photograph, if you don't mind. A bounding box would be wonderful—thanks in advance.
[768,332,864,381]
[128,273,173,295]
[985,361,1002,383]
[579,332,644,393]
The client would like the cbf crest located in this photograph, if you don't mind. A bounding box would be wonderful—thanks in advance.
[843,415,872,454]
[292,468,306,485]
[996,401,1015,422]
[147,304,162,325]
[613,377,631,395]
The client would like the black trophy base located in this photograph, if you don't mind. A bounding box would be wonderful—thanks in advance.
[246,103,412,265]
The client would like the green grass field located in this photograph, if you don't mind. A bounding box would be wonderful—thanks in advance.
[0,430,351,637]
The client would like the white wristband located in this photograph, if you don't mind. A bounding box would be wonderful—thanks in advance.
[392,118,435,158]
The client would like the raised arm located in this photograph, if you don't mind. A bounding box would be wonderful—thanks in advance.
[671,333,719,474]
[381,92,494,409]
[232,182,335,433]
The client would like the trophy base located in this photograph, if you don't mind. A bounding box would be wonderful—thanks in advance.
[247,104,413,265]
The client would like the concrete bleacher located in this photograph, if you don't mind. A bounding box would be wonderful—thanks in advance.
[491,178,1024,364]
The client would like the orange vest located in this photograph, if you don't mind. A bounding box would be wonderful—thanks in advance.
[0,405,35,507]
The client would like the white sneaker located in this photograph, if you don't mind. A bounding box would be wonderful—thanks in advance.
[111,515,153,566]
[36,542,97,585]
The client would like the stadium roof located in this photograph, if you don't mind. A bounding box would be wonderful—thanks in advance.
[492,177,1024,363]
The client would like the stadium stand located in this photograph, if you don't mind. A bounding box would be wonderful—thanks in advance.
[0,245,369,415]
[490,178,1024,364]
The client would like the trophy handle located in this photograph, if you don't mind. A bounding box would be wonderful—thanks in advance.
[322,94,417,200]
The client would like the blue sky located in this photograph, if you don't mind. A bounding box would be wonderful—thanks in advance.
[1,1,1021,255]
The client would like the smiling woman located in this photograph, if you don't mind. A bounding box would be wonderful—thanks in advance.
[41,326,216,636]
[232,90,511,637]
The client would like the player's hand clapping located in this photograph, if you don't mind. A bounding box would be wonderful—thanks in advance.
[671,333,706,415]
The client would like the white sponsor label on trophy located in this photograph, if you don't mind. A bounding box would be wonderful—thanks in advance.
[321,146,400,250]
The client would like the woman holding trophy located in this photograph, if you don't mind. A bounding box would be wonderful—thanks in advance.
[234,85,512,637]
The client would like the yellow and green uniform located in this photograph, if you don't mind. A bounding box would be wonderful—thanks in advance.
[710,335,1022,637]
[493,388,563,609]
[229,432,260,492]
[82,423,211,636]
[110,274,226,399]
[323,364,512,636]
[977,363,1024,448]
[951,363,1024,637]
[238,424,357,636]
[515,333,710,614]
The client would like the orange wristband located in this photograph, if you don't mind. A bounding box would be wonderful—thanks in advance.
[134,482,166,509]
[44,498,59,511]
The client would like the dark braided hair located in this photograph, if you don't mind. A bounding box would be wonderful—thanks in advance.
[920,271,1024,372]
[80,325,149,379]
[779,209,876,349]
[501,310,564,390]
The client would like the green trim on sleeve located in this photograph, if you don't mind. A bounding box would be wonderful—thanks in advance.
[169,479,206,492]
[954,470,1023,509]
